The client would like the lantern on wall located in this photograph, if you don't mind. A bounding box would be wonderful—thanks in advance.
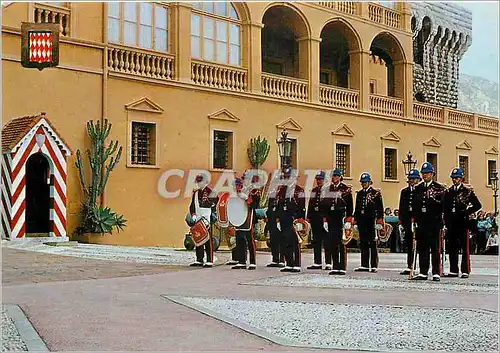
[276,129,292,170]
[402,150,417,176]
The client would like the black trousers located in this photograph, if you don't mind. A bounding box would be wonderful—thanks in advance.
[358,220,378,268]
[269,228,285,264]
[282,225,301,267]
[236,229,256,265]
[448,223,471,274]
[416,226,441,275]
[231,248,238,261]
[327,215,346,270]
[477,230,487,254]
[402,222,415,269]
[195,233,213,263]
[310,218,329,265]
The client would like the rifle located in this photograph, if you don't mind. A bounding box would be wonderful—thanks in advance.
[408,222,418,280]
[440,226,447,276]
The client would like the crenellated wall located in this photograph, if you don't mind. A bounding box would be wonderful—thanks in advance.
[411,2,472,109]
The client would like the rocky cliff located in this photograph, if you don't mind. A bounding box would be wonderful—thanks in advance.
[458,74,499,117]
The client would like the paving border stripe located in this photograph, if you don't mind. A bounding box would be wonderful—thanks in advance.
[4,304,49,352]
[162,295,419,353]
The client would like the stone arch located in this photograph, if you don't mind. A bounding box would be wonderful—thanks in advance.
[261,3,312,79]
[261,2,311,38]
[369,31,407,97]
[231,2,251,22]
[370,31,406,62]
[319,18,362,88]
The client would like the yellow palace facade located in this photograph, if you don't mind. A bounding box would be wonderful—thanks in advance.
[2,1,498,246]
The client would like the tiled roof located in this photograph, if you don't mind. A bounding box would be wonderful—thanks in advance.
[2,113,45,152]
[2,112,72,154]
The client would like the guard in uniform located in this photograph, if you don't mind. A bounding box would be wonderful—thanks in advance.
[306,171,330,270]
[275,167,306,273]
[443,167,482,278]
[266,173,285,267]
[397,169,421,275]
[353,172,384,272]
[413,162,446,281]
[231,176,261,270]
[323,168,354,275]
[189,173,219,268]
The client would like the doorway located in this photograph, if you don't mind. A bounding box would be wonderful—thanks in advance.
[25,153,51,234]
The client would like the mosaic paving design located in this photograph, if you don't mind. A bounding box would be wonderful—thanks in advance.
[243,274,498,294]
[168,296,498,352]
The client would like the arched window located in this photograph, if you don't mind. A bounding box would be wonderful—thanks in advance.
[108,2,169,52]
[191,2,241,66]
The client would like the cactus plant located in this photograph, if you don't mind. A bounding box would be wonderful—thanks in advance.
[247,135,270,170]
[74,119,126,235]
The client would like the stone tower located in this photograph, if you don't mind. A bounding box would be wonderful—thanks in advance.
[411,2,472,108]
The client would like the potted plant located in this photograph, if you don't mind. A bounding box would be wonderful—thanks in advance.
[72,119,127,243]
[247,136,270,249]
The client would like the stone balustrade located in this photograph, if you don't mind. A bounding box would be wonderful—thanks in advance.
[317,1,357,15]
[367,3,402,29]
[448,110,474,129]
[413,103,444,124]
[261,73,309,101]
[370,95,404,118]
[33,2,70,36]
[477,115,499,133]
[191,60,247,92]
[108,45,175,81]
[320,85,359,110]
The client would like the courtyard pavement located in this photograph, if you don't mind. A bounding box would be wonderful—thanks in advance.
[1,241,498,352]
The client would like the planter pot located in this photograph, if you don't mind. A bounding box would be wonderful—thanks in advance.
[71,232,109,244]
[255,240,267,249]
[184,234,195,250]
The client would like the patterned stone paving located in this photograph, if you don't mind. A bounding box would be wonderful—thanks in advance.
[168,296,498,352]
[243,273,498,294]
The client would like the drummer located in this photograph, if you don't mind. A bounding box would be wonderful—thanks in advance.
[189,172,218,268]
[231,174,261,269]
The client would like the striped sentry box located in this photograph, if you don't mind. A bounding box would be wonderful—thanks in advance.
[1,113,71,239]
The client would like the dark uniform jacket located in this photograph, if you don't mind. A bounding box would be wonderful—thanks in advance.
[398,185,417,226]
[322,182,354,221]
[413,180,445,230]
[189,185,218,217]
[353,187,384,224]
[275,184,306,229]
[307,185,326,227]
[442,184,482,228]
[266,186,278,233]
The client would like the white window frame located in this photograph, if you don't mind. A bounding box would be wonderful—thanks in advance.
[108,2,169,53]
[191,1,242,67]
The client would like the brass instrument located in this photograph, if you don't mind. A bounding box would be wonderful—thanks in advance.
[375,222,393,243]
[341,218,359,244]
[293,218,310,244]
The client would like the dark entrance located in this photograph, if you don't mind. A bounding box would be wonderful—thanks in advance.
[26,153,51,234]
